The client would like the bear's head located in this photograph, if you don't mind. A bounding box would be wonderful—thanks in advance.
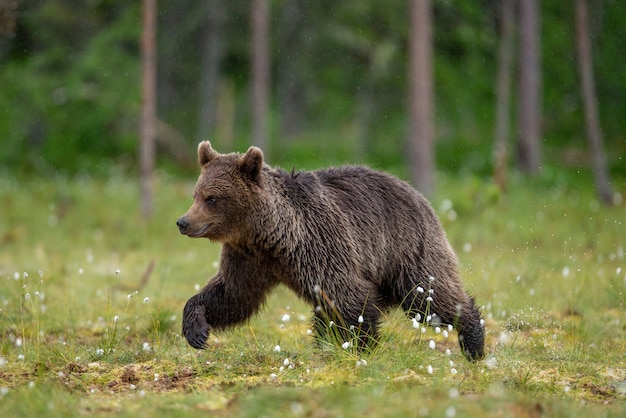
[176,141,264,243]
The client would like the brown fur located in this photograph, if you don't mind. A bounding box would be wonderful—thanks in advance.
[177,141,485,361]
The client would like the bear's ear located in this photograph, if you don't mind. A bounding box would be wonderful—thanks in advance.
[198,141,218,166]
[238,146,264,184]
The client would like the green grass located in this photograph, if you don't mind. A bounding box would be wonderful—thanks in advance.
[1,169,625,417]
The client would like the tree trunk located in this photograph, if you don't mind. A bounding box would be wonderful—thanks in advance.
[140,0,157,217]
[517,0,542,174]
[575,0,613,204]
[197,0,227,144]
[408,0,434,196]
[251,0,270,153]
[277,0,306,141]
[493,0,516,192]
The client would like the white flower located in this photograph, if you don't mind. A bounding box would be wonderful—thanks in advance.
[445,406,456,417]
[142,342,151,352]
[416,286,424,293]
[341,341,351,350]
[445,349,451,356]
[358,315,364,323]
[114,315,119,322]
[273,345,281,353]
[143,297,149,304]
[427,365,433,374]
[356,359,368,367]
[270,373,277,380]
[442,330,449,338]
[450,368,458,375]
[412,318,420,329]
[283,358,290,366]
[428,340,436,350]
[281,314,291,322]
[95,348,104,356]
[115,269,121,275]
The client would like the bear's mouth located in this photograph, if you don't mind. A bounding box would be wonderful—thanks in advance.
[188,224,210,238]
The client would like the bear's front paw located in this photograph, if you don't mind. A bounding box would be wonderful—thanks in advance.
[182,295,210,349]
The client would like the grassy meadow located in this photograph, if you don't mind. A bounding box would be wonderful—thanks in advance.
[0,168,625,417]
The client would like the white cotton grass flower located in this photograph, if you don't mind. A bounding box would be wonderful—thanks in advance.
[341,341,351,350]
[356,359,368,367]
[273,345,281,353]
[358,315,364,324]
[281,314,291,322]
[427,365,433,375]
[115,269,121,275]
[445,406,456,417]
[412,318,420,329]
[142,342,151,352]
[95,348,104,356]
[445,349,451,356]
[0,356,6,367]
[283,358,290,366]
[270,373,277,380]
[485,355,498,370]
[143,297,149,304]
[442,330,449,338]
[428,340,436,350]
[450,368,458,375]
[114,315,120,322]
[416,286,424,293]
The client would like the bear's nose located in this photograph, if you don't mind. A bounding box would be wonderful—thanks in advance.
[176,217,189,234]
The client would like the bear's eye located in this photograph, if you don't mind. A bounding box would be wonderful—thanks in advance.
[205,196,217,206]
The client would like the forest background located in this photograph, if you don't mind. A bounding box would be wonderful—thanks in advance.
[1,0,624,195]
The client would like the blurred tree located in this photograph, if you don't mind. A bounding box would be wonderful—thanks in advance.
[493,0,516,192]
[277,0,306,142]
[196,0,227,144]
[408,0,434,195]
[140,0,156,217]
[575,0,613,204]
[251,0,270,152]
[517,0,542,174]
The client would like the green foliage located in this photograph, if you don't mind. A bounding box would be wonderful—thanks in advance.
[0,1,140,175]
[1,1,625,177]
[1,173,625,416]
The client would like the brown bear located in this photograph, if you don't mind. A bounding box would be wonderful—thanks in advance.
[177,141,484,361]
